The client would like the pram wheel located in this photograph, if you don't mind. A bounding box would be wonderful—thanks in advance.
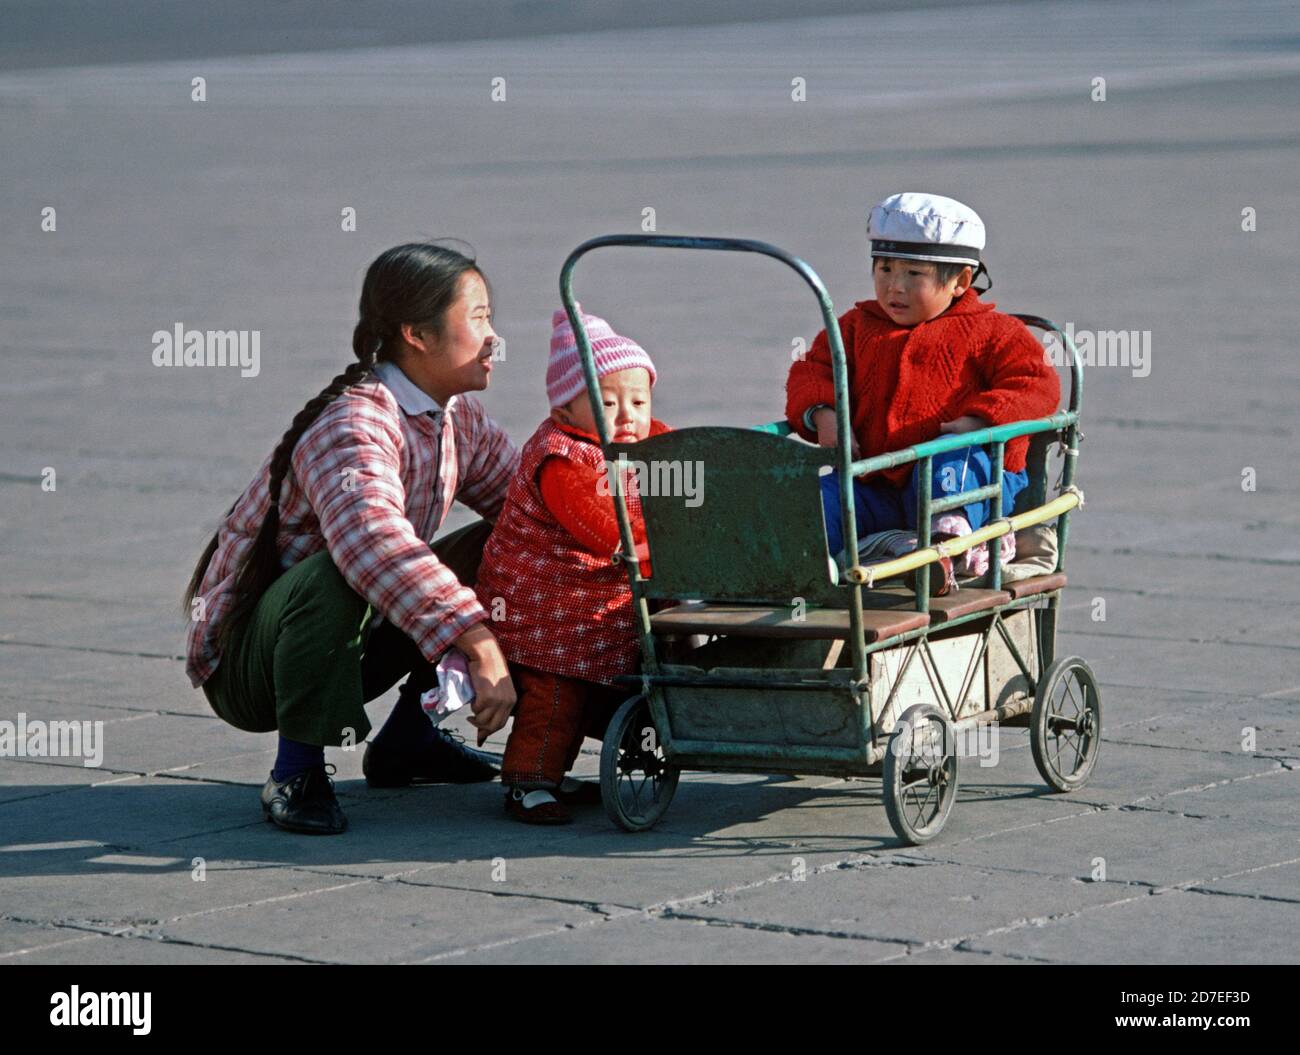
[884,704,959,846]
[1031,656,1101,791]
[601,695,680,831]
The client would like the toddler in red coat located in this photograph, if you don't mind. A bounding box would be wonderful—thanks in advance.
[786,192,1061,593]
[475,307,666,824]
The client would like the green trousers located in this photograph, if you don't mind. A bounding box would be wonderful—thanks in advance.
[202,519,493,747]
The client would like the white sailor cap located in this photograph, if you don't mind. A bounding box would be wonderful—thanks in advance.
[868,192,985,267]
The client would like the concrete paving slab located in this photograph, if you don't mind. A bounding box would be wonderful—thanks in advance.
[985,737,1281,812]
[448,909,900,964]
[909,805,1299,891]
[1144,767,1300,832]
[152,876,608,964]
[0,919,103,959]
[1104,700,1300,762]
[1,694,173,726]
[1057,550,1300,607]
[1054,630,1299,700]
[1192,859,1300,903]
[3,932,303,964]
[0,646,205,717]
[373,774,1097,906]
[891,947,1034,964]
[159,742,285,787]
[1096,683,1258,727]
[148,773,875,890]
[1053,584,1300,653]
[0,775,264,860]
[0,711,266,777]
[3,597,189,659]
[675,763,1085,839]
[964,889,1300,964]
[0,757,108,804]
[0,855,371,931]
[111,800,463,876]
[665,859,1129,949]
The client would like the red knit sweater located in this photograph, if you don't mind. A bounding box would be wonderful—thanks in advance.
[785,290,1060,486]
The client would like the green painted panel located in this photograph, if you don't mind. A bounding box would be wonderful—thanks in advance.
[608,426,843,606]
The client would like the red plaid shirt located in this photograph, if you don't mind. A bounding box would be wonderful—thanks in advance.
[185,365,518,687]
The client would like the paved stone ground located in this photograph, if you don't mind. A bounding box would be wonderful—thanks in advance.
[1,0,1298,964]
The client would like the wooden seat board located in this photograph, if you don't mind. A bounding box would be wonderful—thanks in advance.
[1003,572,1068,600]
[925,588,1013,622]
[650,603,929,642]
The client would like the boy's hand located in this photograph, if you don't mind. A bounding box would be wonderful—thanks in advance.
[453,623,517,746]
[939,414,989,435]
[811,407,862,459]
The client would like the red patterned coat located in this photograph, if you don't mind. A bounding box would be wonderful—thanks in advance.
[475,417,668,686]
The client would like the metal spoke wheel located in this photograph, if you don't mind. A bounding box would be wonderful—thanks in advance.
[600,695,680,831]
[884,704,959,846]
[1031,656,1102,791]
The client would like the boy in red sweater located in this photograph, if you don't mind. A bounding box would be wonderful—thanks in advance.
[786,192,1060,592]
[475,307,666,824]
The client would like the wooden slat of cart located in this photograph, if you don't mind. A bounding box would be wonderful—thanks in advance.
[649,603,929,642]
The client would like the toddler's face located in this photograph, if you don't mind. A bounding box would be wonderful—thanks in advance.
[872,257,970,326]
[555,367,652,443]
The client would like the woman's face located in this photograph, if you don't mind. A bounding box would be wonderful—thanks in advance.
[408,270,499,402]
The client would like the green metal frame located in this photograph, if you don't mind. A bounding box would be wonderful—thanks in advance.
[559,233,1084,771]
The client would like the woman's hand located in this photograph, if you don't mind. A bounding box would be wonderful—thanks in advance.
[453,623,517,746]
[811,407,862,459]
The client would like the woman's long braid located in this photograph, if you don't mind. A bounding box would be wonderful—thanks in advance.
[211,320,379,652]
[207,320,382,651]
[264,327,381,511]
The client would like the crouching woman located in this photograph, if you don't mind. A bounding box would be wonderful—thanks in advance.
[183,244,518,834]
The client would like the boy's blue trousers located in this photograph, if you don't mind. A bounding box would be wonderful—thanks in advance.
[820,445,1028,559]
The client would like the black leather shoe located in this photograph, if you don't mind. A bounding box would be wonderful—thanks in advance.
[362,728,501,787]
[260,765,347,834]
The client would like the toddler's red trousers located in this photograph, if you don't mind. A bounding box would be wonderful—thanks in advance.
[501,664,626,787]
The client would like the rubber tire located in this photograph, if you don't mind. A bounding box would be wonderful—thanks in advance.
[600,696,680,832]
[883,703,959,846]
[1031,656,1102,792]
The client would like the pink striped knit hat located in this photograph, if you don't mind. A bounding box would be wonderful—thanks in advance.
[547,304,657,408]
